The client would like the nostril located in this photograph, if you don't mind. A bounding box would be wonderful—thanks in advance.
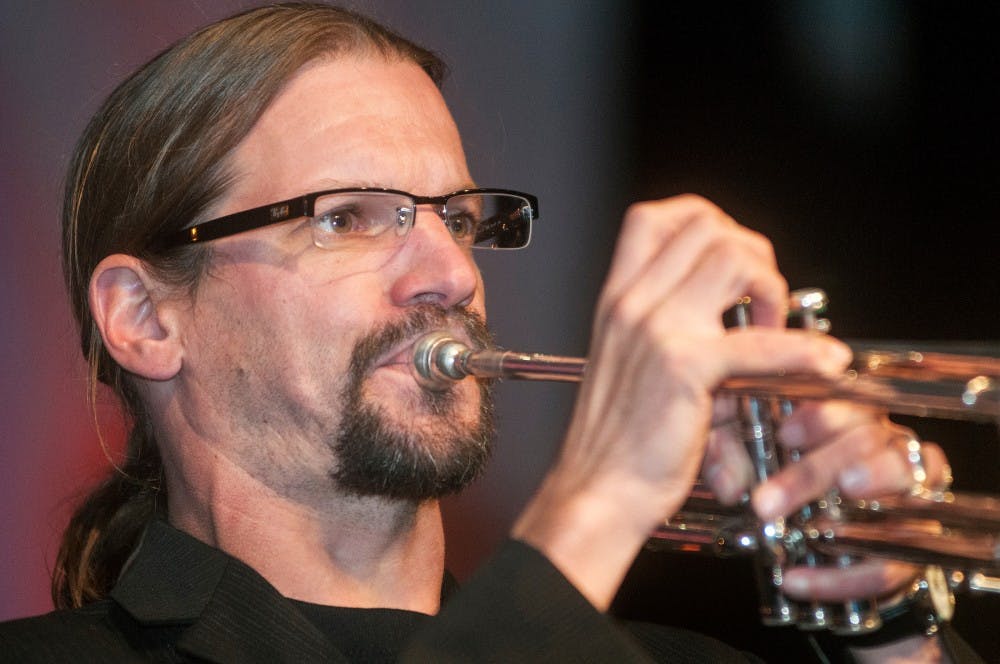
[410,292,447,306]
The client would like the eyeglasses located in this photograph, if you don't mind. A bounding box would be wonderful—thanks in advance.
[155,187,538,252]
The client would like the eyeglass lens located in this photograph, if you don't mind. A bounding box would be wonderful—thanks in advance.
[311,191,531,251]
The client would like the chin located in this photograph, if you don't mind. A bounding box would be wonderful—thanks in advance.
[332,376,495,501]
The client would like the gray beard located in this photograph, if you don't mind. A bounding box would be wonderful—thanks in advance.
[330,305,496,500]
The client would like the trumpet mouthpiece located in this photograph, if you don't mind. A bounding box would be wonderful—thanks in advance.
[412,332,472,391]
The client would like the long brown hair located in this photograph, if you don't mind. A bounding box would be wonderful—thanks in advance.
[54,2,446,610]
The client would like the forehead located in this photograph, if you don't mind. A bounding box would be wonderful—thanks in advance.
[220,55,471,213]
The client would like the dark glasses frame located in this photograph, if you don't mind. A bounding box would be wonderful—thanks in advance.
[155,187,539,250]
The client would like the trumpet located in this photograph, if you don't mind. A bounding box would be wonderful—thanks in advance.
[412,289,1000,633]
[411,335,1000,422]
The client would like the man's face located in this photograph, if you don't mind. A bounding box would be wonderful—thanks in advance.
[171,56,493,502]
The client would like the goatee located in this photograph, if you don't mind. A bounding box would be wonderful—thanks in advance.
[330,305,496,500]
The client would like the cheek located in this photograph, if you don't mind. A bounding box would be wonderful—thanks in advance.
[184,269,355,397]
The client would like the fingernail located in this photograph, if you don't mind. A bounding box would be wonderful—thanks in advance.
[753,485,784,519]
[838,464,870,494]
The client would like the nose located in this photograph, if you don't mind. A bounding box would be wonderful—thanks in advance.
[387,205,479,308]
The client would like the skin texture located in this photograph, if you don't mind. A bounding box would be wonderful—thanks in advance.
[89,54,950,659]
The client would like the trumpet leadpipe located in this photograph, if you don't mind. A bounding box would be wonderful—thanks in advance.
[412,332,586,388]
[411,332,1000,422]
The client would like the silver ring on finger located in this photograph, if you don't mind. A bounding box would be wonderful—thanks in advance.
[894,434,928,497]
[934,463,954,493]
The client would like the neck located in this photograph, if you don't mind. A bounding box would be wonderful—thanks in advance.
[164,448,447,615]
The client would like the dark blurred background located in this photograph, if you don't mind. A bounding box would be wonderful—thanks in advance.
[1,1,996,660]
[620,4,999,659]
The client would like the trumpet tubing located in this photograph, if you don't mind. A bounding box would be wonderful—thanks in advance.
[648,486,1000,573]
[411,287,1000,632]
[412,333,1000,422]
[412,330,1000,560]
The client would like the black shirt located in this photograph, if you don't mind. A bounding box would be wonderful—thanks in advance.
[291,602,430,664]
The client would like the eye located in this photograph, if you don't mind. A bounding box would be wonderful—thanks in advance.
[315,210,351,235]
[314,205,371,236]
[310,193,413,250]
[445,212,476,240]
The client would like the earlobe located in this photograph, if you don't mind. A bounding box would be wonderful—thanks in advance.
[89,254,183,381]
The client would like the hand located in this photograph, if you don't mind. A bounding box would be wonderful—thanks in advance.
[512,195,852,609]
[704,400,952,600]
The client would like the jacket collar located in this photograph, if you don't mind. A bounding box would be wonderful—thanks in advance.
[110,520,346,663]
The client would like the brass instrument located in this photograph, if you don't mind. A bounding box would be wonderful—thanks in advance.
[412,289,1000,633]
[411,335,1000,422]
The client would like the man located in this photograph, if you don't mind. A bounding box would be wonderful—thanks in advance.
[0,4,969,662]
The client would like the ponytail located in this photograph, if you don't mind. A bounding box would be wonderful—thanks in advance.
[52,420,164,609]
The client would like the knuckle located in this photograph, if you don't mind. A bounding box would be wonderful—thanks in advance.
[621,200,662,229]
[745,228,777,262]
[602,291,646,330]
[686,206,727,237]
[623,194,726,233]
[673,192,718,212]
[705,238,745,268]
[620,201,647,224]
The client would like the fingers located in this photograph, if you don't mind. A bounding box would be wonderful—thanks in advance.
[515,194,857,611]
[665,328,853,398]
[582,193,955,615]
[715,399,952,609]
[751,401,952,519]
[838,439,949,498]
[776,401,882,451]
[600,195,732,299]
[782,559,918,602]
[597,195,787,335]
[704,427,754,504]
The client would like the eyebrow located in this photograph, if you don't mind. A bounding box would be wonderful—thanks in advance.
[310,178,374,189]
[308,179,481,196]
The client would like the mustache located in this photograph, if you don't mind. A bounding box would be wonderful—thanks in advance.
[348,305,493,380]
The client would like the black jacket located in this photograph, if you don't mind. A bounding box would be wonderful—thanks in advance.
[0,520,758,663]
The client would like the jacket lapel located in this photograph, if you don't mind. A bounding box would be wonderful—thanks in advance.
[111,521,346,663]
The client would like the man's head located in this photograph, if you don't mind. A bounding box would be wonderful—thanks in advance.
[64,3,444,413]
[68,2,500,497]
[125,52,496,500]
[56,3,529,607]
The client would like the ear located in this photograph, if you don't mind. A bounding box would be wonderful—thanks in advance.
[89,254,183,381]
